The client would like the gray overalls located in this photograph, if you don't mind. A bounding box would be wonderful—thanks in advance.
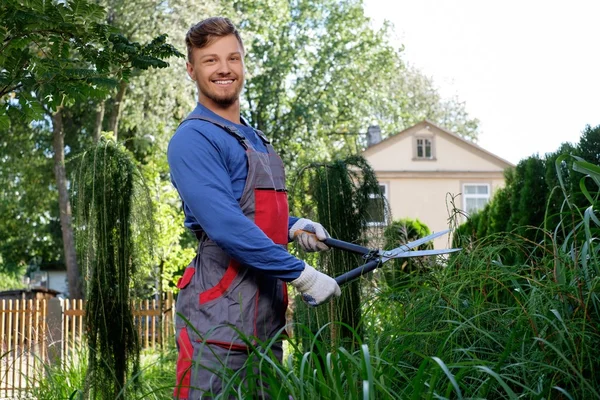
[173,116,289,399]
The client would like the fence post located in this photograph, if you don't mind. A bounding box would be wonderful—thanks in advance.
[45,297,63,365]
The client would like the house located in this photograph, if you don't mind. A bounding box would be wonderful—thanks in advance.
[362,120,514,249]
[20,265,68,297]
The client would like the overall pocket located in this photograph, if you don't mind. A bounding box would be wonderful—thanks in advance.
[176,266,195,289]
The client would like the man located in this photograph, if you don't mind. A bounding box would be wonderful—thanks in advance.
[167,17,341,399]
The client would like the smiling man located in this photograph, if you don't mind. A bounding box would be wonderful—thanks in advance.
[167,17,341,399]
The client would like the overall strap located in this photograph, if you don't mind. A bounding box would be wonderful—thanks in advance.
[240,115,270,145]
[181,114,249,149]
[253,128,270,145]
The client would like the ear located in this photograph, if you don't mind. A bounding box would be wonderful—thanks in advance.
[186,61,195,81]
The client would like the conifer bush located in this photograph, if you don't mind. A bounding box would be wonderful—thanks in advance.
[381,218,432,288]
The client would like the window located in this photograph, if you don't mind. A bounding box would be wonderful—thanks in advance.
[366,184,388,226]
[414,136,435,160]
[417,138,432,158]
[463,184,490,214]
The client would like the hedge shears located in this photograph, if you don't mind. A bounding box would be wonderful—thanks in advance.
[322,229,461,286]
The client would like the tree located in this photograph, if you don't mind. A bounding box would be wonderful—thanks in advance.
[0,118,62,276]
[1,0,182,297]
[489,186,512,234]
[509,156,547,242]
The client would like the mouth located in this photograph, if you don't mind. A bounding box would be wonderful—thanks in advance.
[212,79,235,86]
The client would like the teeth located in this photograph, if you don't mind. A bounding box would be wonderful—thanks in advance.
[214,80,233,85]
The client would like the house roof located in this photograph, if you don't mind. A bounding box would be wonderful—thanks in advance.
[363,120,515,169]
[0,287,61,297]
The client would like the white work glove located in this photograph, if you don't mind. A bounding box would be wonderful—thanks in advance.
[289,218,330,252]
[290,262,341,307]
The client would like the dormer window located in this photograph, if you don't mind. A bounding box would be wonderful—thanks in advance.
[413,135,435,160]
[417,138,432,158]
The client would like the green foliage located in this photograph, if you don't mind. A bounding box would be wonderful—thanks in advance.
[576,124,600,165]
[442,135,600,398]
[488,185,511,234]
[0,0,183,119]
[29,346,177,400]
[382,218,432,287]
[0,269,25,290]
[133,132,196,296]
[73,139,154,398]
[569,125,600,213]
[459,124,600,251]
[0,117,62,274]
[29,346,88,400]
[1,0,184,298]
[509,155,547,242]
[362,154,600,397]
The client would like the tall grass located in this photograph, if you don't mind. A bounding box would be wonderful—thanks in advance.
[29,345,177,400]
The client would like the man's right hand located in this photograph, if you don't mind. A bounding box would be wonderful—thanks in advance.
[290,262,341,306]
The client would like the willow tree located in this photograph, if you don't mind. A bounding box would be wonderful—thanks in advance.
[292,155,387,346]
[73,138,153,398]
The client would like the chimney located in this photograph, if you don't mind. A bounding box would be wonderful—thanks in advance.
[367,125,382,148]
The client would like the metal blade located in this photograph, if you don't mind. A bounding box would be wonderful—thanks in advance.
[380,229,451,258]
[381,247,461,261]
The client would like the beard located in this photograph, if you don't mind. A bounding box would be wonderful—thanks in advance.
[198,76,244,107]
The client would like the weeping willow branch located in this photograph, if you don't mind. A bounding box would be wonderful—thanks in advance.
[291,155,388,347]
[73,138,153,399]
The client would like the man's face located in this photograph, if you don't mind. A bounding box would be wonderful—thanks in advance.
[186,34,245,108]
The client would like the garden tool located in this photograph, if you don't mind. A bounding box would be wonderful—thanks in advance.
[321,229,461,286]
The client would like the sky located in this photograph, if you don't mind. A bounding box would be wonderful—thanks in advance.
[363,0,600,165]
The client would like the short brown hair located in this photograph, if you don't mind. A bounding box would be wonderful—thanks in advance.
[185,17,244,62]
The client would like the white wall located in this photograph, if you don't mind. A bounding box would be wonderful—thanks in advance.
[47,271,68,296]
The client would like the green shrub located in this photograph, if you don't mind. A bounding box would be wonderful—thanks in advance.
[382,218,432,288]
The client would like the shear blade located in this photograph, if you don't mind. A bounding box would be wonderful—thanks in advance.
[380,229,451,257]
[382,247,461,261]
[379,229,461,260]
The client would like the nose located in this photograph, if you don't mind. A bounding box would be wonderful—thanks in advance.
[216,59,232,75]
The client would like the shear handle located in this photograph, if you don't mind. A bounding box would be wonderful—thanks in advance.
[322,237,372,256]
[334,259,380,286]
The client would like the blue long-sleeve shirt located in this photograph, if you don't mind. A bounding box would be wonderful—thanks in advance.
[167,103,304,281]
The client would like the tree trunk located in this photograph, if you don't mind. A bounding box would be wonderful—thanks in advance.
[93,101,105,143]
[52,108,83,299]
[108,81,127,140]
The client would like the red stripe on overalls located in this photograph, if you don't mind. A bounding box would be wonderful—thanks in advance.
[173,327,193,399]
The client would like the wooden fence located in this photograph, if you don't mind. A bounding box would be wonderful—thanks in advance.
[0,293,174,398]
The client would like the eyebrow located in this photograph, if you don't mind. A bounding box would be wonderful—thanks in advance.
[200,52,242,59]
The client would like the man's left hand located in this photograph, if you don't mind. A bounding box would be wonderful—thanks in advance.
[289,218,330,252]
